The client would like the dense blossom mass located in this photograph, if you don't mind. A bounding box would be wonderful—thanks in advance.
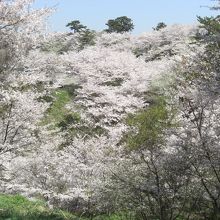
[1,0,220,219]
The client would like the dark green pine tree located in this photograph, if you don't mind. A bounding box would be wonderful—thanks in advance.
[66,20,87,33]
[105,16,134,33]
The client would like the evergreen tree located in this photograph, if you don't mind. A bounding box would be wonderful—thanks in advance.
[153,22,167,31]
[66,20,87,33]
[105,16,134,33]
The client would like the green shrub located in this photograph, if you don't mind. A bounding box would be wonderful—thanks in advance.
[124,95,173,151]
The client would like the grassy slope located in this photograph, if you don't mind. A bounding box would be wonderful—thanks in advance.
[0,194,133,220]
[0,194,77,220]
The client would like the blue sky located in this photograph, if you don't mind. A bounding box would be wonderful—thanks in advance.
[33,0,219,34]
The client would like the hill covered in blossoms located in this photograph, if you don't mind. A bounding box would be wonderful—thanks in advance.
[1,1,220,219]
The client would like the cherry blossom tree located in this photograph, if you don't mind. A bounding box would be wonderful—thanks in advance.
[0,0,53,167]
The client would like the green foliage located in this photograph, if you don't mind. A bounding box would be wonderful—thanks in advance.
[40,83,106,139]
[0,194,77,220]
[197,15,220,36]
[0,192,188,220]
[91,212,136,220]
[41,86,81,129]
[195,16,220,53]
[125,95,171,151]
[105,16,134,33]
[193,15,220,78]
[0,194,136,220]
[65,20,96,51]
[58,113,81,131]
[43,89,71,124]
[153,22,167,31]
[66,20,87,33]
[77,29,96,50]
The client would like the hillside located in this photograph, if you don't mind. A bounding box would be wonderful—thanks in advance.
[0,24,196,211]
[1,1,220,219]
